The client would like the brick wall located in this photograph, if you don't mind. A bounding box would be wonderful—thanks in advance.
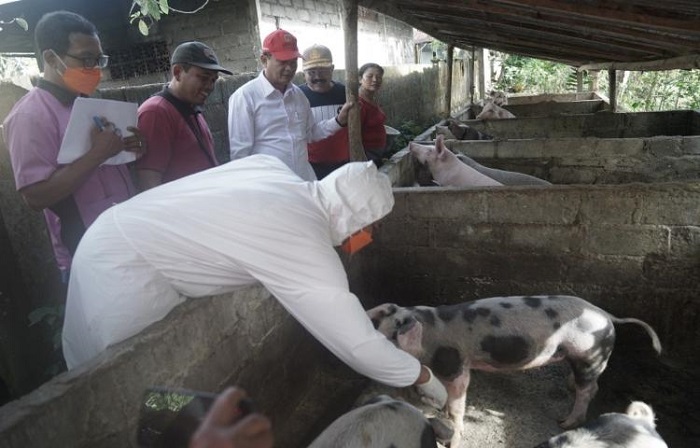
[100,0,260,88]
[257,1,414,68]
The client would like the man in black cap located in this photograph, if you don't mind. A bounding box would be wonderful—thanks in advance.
[136,41,233,190]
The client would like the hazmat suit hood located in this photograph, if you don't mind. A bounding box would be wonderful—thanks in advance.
[317,161,395,246]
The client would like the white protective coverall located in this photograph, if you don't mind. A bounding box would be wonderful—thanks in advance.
[62,154,420,387]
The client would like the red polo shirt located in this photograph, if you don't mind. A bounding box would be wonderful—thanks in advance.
[136,89,217,183]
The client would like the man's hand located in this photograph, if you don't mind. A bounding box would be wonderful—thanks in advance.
[90,118,147,162]
[189,387,273,448]
[335,101,355,127]
[122,126,147,158]
[414,365,448,410]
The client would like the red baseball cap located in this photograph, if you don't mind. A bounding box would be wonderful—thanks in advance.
[262,29,303,61]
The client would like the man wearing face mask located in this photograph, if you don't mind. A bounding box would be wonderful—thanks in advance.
[2,11,146,281]
[227,29,353,181]
[299,45,350,180]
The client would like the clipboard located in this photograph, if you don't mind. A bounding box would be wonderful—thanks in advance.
[58,97,138,165]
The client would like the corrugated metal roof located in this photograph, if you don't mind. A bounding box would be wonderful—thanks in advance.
[360,0,700,70]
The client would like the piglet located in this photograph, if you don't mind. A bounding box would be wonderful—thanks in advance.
[534,401,668,448]
[367,295,662,447]
[307,394,450,448]
[409,135,503,187]
[476,97,516,120]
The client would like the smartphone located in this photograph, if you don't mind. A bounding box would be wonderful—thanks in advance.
[138,387,237,447]
[137,386,256,447]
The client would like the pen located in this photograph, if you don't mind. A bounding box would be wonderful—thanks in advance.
[93,116,105,131]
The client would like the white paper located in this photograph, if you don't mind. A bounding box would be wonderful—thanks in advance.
[58,97,138,165]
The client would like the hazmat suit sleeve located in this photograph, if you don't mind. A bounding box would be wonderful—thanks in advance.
[239,236,421,388]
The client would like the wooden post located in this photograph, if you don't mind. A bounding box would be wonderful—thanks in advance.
[341,0,366,162]
[476,47,486,102]
[443,44,454,118]
[577,70,584,93]
[608,68,617,112]
[469,47,476,105]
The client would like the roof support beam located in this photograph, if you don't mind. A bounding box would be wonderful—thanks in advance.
[341,0,367,162]
[579,54,700,71]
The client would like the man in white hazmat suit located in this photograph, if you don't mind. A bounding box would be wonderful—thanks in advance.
[62,154,447,407]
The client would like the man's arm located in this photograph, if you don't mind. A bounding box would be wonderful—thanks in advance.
[228,91,255,160]
[136,169,163,191]
[135,101,173,191]
[21,126,135,210]
[307,101,353,143]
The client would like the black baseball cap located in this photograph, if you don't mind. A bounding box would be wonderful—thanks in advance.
[171,41,233,75]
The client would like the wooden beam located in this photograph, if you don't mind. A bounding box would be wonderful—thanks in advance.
[444,44,454,118]
[341,0,367,162]
[579,54,700,71]
[608,69,617,112]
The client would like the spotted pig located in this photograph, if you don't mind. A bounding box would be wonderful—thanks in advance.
[307,395,447,448]
[534,401,668,448]
[367,295,662,447]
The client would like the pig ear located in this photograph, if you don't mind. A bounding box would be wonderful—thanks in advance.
[397,320,423,356]
[435,135,448,159]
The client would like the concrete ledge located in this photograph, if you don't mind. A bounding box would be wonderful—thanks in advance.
[0,285,362,448]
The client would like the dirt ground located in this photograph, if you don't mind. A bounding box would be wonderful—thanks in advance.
[347,338,698,448]
[450,342,699,448]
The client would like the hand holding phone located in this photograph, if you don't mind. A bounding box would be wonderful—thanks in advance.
[190,387,273,448]
[137,386,271,448]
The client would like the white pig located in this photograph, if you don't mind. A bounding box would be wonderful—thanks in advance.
[409,135,503,187]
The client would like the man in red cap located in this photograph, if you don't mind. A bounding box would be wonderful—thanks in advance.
[227,29,352,181]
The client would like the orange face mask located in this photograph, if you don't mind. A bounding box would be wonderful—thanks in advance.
[340,227,373,255]
[52,51,102,95]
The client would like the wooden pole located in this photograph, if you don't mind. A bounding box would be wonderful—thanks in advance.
[608,68,617,112]
[443,44,454,118]
[341,0,366,162]
[576,70,584,93]
[469,47,475,105]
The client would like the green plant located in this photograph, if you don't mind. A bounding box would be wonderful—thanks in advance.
[388,120,424,155]
[0,16,28,32]
[130,0,170,36]
[494,53,700,112]
[129,0,210,36]
[28,304,66,375]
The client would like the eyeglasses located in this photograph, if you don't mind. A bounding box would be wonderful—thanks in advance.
[64,53,110,69]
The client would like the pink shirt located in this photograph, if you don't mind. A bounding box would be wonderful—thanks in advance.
[2,82,135,271]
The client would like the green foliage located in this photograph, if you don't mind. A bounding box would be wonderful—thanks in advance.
[495,54,577,94]
[389,120,424,155]
[28,304,65,351]
[0,16,28,32]
[130,0,170,36]
[494,53,700,112]
[144,390,194,411]
[619,70,700,112]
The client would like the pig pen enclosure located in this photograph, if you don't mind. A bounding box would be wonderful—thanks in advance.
[1,107,699,448]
